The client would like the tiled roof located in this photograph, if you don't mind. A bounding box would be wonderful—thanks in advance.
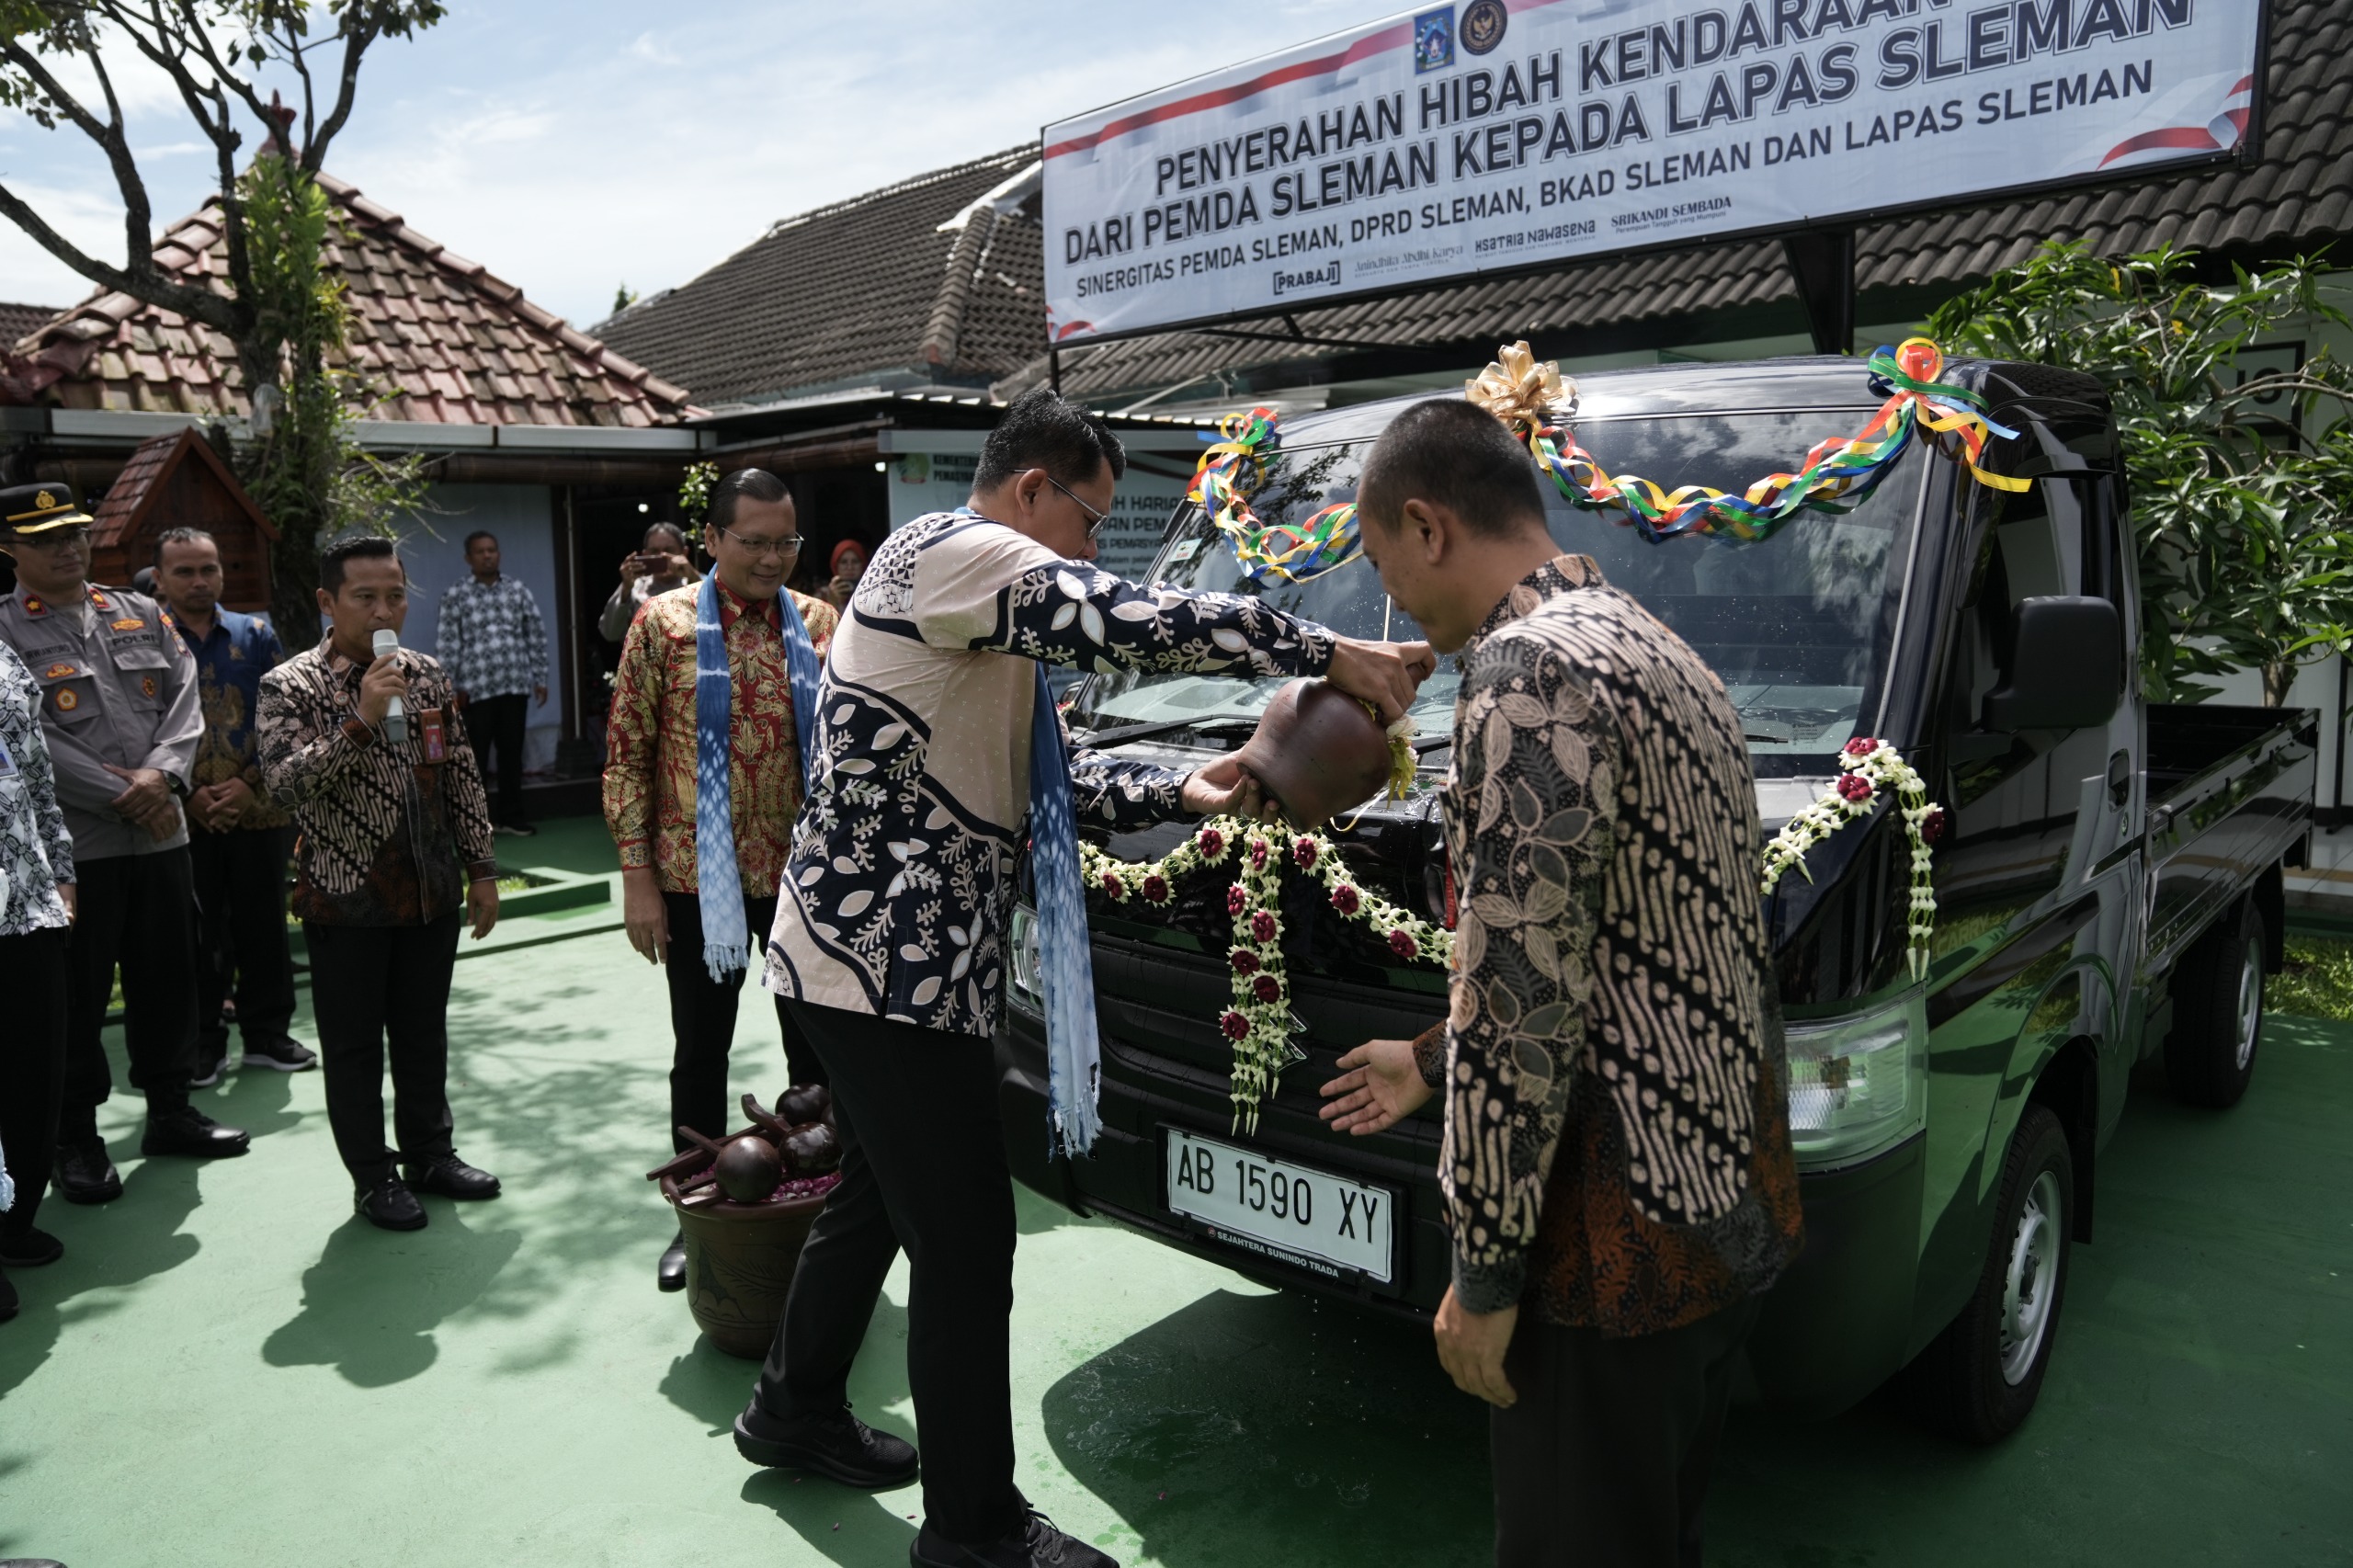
[1034,0,2348,401]
[87,426,273,550]
[13,171,698,426]
[593,145,1046,408]
[0,301,59,348]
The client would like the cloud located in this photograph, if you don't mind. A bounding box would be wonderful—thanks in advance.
[626,31,681,66]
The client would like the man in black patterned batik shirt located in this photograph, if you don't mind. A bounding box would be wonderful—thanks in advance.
[259,535,506,1234]
[1326,401,1801,1568]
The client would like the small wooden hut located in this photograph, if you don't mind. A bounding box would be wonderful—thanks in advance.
[87,426,278,608]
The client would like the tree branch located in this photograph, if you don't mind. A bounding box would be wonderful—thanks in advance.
[304,11,381,171]
[0,177,236,333]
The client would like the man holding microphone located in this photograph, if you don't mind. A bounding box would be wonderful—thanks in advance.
[257,534,503,1233]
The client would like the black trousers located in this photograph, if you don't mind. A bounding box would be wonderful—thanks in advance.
[62,848,199,1137]
[759,1000,1019,1547]
[1490,1296,1763,1568]
[468,691,529,826]
[0,926,70,1239]
[188,823,296,1055]
[303,915,460,1186]
[662,891,824,1152]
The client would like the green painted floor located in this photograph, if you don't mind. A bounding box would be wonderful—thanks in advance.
[4,824,2349,1565]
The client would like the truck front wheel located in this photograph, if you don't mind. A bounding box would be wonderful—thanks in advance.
[2165,897,2265,1109]
[1911,1103,2075,1443]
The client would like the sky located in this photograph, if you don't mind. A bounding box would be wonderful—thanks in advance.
[0,0,1386,334]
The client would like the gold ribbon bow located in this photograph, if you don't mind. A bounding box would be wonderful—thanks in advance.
[1466,341,1576,432]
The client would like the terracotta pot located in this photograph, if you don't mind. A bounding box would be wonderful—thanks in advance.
[661,1173,829,1358]
[1232,679,1392,828]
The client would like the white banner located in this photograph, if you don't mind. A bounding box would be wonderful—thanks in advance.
[1043,0,2262,342]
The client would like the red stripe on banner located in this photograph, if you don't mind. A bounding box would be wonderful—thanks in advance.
[2099,124,2220,166]
[1042,0,1582,160]
[2230,74,2253,94]
[1044,28,1408,159]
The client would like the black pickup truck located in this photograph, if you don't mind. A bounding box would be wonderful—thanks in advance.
[995,356,2316,1439]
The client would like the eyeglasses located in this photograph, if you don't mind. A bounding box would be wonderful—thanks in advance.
[712,526,803,561]
[1043,474,1110,541]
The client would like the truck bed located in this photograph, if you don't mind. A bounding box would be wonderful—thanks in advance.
[2143,703,2316,977]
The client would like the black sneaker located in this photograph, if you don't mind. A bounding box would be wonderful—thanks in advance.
[241,1035,319,1073]
[733,1401,918,1489]
[190,1053,228,1089]
[141,1105,251,1158]
[495,822,538,837]
[911,1508,1119,1568]
[0,1266,16,1324]
[356,1176,427,1231]
[0,1227,63,1267]
[52,1136,122,1204]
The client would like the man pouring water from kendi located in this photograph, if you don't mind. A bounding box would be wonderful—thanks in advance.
[745,389,1430,1568]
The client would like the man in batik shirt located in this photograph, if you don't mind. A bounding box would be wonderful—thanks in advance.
[743,391,1431,1568]
[603,468,838,1292]
[1322,400,1802,1568]
[436,530,548,836]
[154,526,313,1085]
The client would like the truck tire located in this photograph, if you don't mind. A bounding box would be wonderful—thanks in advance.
[2165,898,2265,1109]
[1910,1103,2075,1444]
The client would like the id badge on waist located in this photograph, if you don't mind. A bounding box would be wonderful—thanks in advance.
[420,706,448,764]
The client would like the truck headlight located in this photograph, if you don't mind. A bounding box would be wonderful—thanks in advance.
[1784,996,1927,1171]
[1009,903,1043,1016]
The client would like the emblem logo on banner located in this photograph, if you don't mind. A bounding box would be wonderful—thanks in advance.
[1461,0,1506,54]
[1412,7,1452,72]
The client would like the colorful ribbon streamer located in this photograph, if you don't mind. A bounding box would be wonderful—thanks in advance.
[1188,407,1364,585]
[1469,336,2029,544]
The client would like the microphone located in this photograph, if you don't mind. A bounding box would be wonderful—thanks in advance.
[371,628,406,745]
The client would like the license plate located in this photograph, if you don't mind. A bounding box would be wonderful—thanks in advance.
[1162,1128,1395,1284]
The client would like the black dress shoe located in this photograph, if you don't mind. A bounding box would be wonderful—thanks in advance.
[0,1228,63,1267]
[141,1106,251,1158]
[404,1153,501,1199]
[733,1401,918,1489]
[911,1507,1119,1568]
[356,1176,427,1231]
[52,1136,122,1203]
[657,1230,688,1292]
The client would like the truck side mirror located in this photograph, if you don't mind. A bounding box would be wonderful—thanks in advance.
[1983,596,2122,732]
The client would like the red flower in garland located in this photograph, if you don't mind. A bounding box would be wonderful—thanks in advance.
[1249,837,1269,870]
[1099,871,1127,899]
[1198,827,1224,859]
[1844,736,1880,757]
[1836,774,1875,803]
[1251,910,1278,944]
[1141,874,1170,903]
[1292,836,1319,869]
[1227,885,1248,916]
[1330,883,1361,915]
[1230,947,1259,975]
[1921,806,1949,845]
[1220,1010,1250,1040]
[1387,927,1419,960]
[1252,973,1282,1004]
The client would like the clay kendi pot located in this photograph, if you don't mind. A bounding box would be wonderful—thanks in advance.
[1231,679,1393,828]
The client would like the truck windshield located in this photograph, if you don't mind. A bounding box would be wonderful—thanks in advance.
[1070,407,1921,778]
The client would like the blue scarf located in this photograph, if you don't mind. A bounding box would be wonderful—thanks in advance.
[696,568,821,983]
[1030,662,1102,1157]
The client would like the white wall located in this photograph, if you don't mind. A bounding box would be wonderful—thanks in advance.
[391,483,565,772]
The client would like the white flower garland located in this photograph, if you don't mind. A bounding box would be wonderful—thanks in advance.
[1078,738,1945,1124]
[1759,737,1945,978]
[1080,818,1450,1131]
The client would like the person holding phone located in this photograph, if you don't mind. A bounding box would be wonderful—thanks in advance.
[598,521,696,643]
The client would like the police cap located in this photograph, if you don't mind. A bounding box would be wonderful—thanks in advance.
[1,482,94,540]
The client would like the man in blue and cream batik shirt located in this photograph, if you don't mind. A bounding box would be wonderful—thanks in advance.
[436,530,548,837]
[154,527,315,1086]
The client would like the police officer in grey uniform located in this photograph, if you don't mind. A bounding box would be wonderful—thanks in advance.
[0,483,249,1204]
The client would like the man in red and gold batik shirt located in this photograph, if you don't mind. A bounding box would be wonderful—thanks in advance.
[603,468,838,1292]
